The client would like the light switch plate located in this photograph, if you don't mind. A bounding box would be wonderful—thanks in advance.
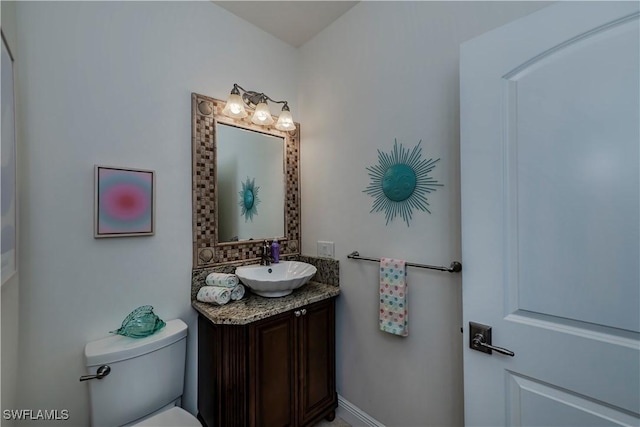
[317,241,335,258]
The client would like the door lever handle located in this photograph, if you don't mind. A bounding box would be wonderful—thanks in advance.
[472,333,515,357]
[469,322,515,357]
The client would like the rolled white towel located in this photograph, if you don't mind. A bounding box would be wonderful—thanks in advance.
[205,273,239,288]
[230,284,245,301]
[197,286,231,305]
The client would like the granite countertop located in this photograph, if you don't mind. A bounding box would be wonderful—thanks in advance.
[192,281,340,325]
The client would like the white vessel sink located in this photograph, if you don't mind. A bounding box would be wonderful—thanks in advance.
[235,261,317,298]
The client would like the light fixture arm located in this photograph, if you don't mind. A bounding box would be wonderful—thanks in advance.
[232,83,290,111]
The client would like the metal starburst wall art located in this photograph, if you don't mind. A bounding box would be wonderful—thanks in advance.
[239,177,260,222]
[363,139,442,226]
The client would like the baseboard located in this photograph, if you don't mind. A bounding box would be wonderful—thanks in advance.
[336,395,385,427]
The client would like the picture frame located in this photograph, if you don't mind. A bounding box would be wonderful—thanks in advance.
[94,165,155,238]
[2,30,17,284]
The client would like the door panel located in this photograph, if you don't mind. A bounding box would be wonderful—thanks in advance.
[506,16,639,332]
[461,2,640,425]
[507,373,639,427]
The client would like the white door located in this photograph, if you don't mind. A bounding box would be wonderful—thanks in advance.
[461,2,639,426]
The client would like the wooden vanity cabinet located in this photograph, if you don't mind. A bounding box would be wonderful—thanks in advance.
[197,297,337,427]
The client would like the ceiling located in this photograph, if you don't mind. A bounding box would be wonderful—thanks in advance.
[213,1,359,48]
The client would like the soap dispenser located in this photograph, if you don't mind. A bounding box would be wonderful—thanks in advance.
[271,239,280,263]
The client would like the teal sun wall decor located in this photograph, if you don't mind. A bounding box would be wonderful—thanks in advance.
[363,139,442,226]
[239,177,260,222]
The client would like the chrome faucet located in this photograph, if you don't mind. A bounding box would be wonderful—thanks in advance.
[260,240,273,266]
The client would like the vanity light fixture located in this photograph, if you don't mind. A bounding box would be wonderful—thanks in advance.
[222,83,296,131]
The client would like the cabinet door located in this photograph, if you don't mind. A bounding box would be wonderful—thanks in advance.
[198,315,249,427]
[198,315,218,427]
[297,298,337,425]
[249,311,297,427]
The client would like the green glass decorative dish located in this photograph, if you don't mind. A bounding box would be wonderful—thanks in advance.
[110,305,166,338]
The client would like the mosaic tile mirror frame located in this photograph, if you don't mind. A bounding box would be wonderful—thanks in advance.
[191,93,300,268]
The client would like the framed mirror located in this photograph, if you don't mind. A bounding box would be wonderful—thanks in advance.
[191,93,300,268]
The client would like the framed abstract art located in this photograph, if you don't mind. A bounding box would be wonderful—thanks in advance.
[94,165,155,238]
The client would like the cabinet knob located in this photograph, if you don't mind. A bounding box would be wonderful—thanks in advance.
[295,310,301,317]
[301,309,307,316]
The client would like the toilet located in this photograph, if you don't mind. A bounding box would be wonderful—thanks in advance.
[84,319,201,427]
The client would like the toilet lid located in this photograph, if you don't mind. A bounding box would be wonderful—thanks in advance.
[133,407,201,427]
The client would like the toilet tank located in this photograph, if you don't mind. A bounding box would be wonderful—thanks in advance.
[84,319,188,427]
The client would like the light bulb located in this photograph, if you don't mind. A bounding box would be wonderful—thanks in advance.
[251,102,274,125]
[275,109,296,131]
[222,93,248,119]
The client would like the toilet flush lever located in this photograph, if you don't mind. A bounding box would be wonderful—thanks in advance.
[79,365,111,382]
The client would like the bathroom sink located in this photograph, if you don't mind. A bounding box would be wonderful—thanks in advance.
[235,261,317,298]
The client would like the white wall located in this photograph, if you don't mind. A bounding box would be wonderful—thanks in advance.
[12,2,297,424]
[299,2,550,425]
[1,0,20,422]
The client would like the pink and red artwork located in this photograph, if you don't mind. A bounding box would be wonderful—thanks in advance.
[94,166,155,238]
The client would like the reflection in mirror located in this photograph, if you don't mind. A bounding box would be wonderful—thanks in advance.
[217,124,285,242]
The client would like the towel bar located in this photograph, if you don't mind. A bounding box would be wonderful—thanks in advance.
[347,251,462,273]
